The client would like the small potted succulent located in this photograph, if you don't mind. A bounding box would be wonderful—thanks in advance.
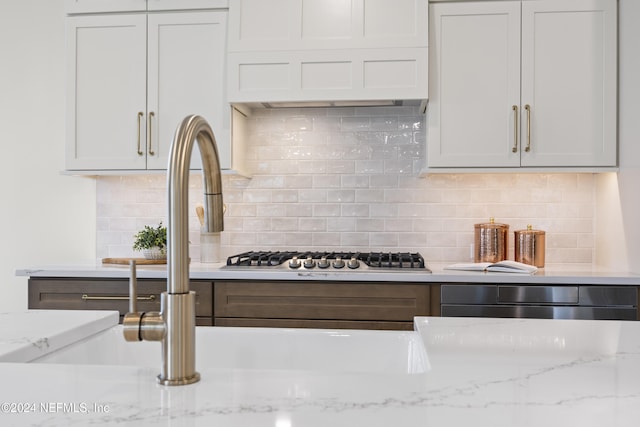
[133,222,167,260]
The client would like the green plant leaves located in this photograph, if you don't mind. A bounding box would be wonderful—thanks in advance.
[133,222,167,251]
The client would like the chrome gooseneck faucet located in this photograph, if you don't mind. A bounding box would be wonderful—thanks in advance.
[123,115,224,386]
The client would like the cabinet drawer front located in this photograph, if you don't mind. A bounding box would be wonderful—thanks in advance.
[214,281,429,321]
[29,278,212,317]
[215,317,414,331]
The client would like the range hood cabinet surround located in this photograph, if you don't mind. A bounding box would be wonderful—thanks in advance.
[226,0,429,111]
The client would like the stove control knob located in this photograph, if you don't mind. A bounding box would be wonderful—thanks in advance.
[332,257,345,269]
[317,256,330,269]
[303,257,315,269]
[347,257,360,269]
[289,256,301,269]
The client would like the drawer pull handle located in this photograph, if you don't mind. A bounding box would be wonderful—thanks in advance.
[81,294,156,302]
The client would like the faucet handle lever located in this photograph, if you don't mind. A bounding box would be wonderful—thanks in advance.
[129,260,138,313]
[123,260,143,342]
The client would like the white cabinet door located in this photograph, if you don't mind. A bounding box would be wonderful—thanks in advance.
[147,11,229,170]
[66,0,228,13]
[66,12,230,171]
[428,1,521,167]
[520,0,617,167]
[427,0,617,170]
[147,0,229,11]
[65,0,146,14]
[66,14,147,170]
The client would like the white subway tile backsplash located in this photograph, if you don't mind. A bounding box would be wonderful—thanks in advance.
[285,204,313,217]
[271,190,298,203]
[243,218,271,232]
[370,232,398,247]
[95,106,597,267]
[272,218,298,232]
[355,189,384,203]
[299,218,327,232]
[312,175,341,188]
[341,204,369,217]
[341,116,371,131]
[356,219,385,232]
[327,190,355,203]
[369,203,397,217]
[385,218,413,232]
[325,160,355,174]
[285,232,313,247]
[312,204,341,217]
[312,232,342,247]
[298,189,327,203]
[340,232,369,247]
[354,160,384,174]
[256,204,286,217]
[328,218,356,232]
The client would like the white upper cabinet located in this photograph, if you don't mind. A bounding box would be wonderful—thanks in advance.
[520,0,617,167]
[427,0,617,170]
[227,0,429,107]
[147,0,228,11]
[65,10,230,172]
[146,12,228,170]
[66,14,148,170]
[65,0,228,14]
[65,0,146,13]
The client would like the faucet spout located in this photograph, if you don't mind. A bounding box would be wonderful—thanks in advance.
[168,115,224,295]
[160,115,224,385]
[123,115,223,386]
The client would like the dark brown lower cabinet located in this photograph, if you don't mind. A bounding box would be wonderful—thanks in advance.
[214,281,431,330]
[28,278,214,326]
[28,278,433,330]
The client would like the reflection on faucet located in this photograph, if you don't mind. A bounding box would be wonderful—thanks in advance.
[123,115,224,386]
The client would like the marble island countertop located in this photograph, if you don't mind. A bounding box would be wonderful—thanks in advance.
[15,261,640,285]
[1,313,640,426]
[0,310,118,363]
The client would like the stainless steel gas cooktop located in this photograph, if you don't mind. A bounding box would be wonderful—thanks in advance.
[224,251,431,272]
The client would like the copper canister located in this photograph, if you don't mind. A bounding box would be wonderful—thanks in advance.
[474,217,509,263]
[514,225,546,267]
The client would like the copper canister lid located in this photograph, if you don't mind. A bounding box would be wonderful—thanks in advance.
[514,225,545,267]
[474,217,509,230]
[474,217,509,263]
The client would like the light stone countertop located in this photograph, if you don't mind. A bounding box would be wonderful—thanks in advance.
[0,315,639,426]
[0,310,119,362]
[15,261,640,285]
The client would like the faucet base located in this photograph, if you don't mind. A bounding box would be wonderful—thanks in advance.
[157,371,200,386]
[158,291,200,386]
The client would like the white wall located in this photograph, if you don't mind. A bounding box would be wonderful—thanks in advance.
[595,0,640,273]
[0,0,96,311]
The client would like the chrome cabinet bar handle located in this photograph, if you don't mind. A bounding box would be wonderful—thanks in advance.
[524,104,531,152]
[137,112,144,156]
[148,111,155,156]
[81,294,156,302]
[512,105,519,153]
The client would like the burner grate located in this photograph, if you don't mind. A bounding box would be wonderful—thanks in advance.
[362,252,426,269]
[226,251,427,269]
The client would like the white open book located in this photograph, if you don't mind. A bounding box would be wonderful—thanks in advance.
[444,260,538,274]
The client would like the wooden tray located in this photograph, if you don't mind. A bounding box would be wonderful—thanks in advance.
[102,257,166,265]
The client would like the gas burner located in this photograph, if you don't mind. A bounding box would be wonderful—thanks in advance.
[225,251,431,272]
